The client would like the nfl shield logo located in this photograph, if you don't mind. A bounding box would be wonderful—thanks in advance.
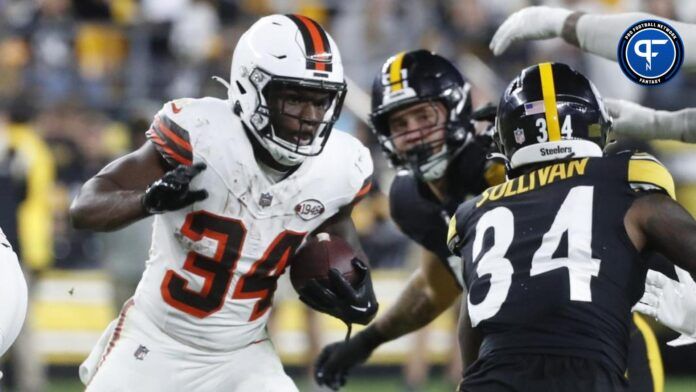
[134,345,149,360]
[514,128,526,144]
[259,192,273,208]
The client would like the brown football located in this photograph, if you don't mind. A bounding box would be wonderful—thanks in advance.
[289,233,359,292]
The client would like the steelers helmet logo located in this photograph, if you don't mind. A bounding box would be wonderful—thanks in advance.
[617,20,684,86]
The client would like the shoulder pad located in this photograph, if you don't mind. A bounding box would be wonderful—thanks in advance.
[447,198,478,254]
[326,131,374,205]
[0,226,9,248]
[351,159,373,205]
[355,146,373,184]
[146,99,195,167]
[483,162,506,187]
[163,98,195,118]
[627,152,676,200]
[388,172,417,226]
[353,173,373,204]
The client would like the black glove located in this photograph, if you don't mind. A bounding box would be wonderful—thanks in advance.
[298,259,378,325]
[142,162,208,214]
[314,325,385,390]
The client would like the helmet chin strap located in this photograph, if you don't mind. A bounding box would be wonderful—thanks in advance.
[420,158,449,181]
[414,131,474,181]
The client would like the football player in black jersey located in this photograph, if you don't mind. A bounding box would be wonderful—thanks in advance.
[447,62,696,391]
[314,51,676,391]
[314,50,504,389]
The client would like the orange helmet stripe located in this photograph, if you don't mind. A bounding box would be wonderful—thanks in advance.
[286,14,333,72]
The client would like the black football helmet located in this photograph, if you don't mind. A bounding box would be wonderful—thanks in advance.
[495,62,611,171]
[369,50,474,180]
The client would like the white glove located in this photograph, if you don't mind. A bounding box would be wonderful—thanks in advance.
[667,334,696,347]
[606,98,696,142]
[490,6,573,56]
[633,268,696,341]
[605,98,659,141]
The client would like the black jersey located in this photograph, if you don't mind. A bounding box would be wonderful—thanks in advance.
[447,152,676,376]
[389,139,505,285]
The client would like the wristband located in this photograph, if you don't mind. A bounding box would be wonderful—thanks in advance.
[561,11,586,47]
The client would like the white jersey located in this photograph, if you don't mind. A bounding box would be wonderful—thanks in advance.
[0,226,28,357]
[136,97,373,351]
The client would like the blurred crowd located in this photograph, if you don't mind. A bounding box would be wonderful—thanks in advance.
[2,0,696,390]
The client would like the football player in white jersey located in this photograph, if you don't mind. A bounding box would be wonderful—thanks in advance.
[0,226,28,373]
[70,14,378,391]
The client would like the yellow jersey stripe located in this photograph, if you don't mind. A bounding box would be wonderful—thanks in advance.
[539,63,562,141]
[628,158,676,200]
[389,51,406,91]
[630,151,661,161]
[633,313,664,392]
[447,215,458,249]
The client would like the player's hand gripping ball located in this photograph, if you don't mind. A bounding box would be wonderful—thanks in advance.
[291,233,378,325]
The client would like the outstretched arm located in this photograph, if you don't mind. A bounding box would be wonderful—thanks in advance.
[573,12,696,64]
[374,252,461,339]
[491,7,696,66]
[605,98,696,143]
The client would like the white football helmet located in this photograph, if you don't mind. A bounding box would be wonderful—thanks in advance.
[230,14,347,167]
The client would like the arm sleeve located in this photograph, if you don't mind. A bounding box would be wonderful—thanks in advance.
[607,98,696,143]
[576,12,696,66]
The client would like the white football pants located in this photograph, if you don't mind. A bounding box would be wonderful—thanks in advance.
[82,299,298,392]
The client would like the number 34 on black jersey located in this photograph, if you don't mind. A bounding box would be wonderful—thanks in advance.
[446,152,675,375]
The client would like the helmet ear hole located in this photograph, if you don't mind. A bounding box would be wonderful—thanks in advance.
[236,81,247,95]
[233,101,243,116]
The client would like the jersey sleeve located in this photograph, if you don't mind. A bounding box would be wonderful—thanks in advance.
[348,143,374,205]
[146,99,194,167]
[627,152,676,200]
[388,175,443,255]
